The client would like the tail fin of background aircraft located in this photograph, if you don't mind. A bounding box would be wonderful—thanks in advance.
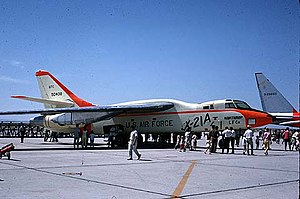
[35,70,94,108]
[255,72,295,113]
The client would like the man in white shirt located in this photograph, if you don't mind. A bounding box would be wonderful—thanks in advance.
[128,126,141,160]
[243,125,254,155]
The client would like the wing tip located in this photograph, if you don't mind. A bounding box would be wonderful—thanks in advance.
[11,95,26,99]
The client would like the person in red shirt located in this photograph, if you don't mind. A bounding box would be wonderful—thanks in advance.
[282,128,291,151]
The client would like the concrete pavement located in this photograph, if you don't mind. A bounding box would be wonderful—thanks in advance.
[0,138,299,199]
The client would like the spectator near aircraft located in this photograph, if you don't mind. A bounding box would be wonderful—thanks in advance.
[127,126,141,160]
[282,128,291,151]
[221,127,231,154]
[243,125,254,155]
[263,128,271,155]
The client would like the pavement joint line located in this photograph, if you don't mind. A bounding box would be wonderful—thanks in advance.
[0,160,173,197]
[171,160,197,198]
[0,158,182,170]
[196,162,299,174]
[181,179,300,198]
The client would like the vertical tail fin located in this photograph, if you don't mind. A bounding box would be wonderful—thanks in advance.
[36,70,94,108]
[255,72,295,113]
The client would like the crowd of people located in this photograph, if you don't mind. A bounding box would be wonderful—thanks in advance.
[72,124,95,149]
[4,120,299,156]
[173,125,300,155]
[174,127,198,152]
[0,121,45,138]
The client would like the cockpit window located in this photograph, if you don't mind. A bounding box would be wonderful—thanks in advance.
[225,103,235,108]
[233,100,251,109]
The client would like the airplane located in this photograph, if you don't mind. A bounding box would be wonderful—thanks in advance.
[0,70,273,146]
[255,72,300,128]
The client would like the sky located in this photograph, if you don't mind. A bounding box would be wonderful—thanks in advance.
[0,0,299,121]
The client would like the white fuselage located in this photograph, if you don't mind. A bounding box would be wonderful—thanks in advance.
[45,99,249,134]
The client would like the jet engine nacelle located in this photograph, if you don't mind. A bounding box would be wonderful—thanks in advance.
[30,115,73,129]
[31,112,113,129]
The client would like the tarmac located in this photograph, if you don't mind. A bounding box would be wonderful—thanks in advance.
[0,137,299,199]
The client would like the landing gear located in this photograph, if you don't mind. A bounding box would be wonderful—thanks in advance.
[104,125,127,148]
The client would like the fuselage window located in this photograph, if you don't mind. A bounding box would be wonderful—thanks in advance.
[203,106,209,109]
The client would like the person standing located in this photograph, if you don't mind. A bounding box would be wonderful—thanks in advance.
[204,132,211,154]
[90,130,95,148]
[263,129,271,155]
[127,126,141,160]
[283,128,291,151]
[210,126,220,153]
[191,134,197,151]
[275,129,281,144]
[230,127,236,154]
[244,125,254,155]
[73,124,80,148]
[82,126,88,148]
[184,127,191,151]
[174,134,181,150]
[221,127,231,154]
[179,136,185,152]
[291,131,299,151]
[255,135,260,149]
[19,123,26,143]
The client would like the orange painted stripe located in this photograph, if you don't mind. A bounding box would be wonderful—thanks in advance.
[171,160,197,198]
[11,95,26,99]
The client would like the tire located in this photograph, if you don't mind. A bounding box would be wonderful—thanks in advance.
[115,135,125,148]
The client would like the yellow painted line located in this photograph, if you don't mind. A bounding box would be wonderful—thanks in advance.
[171,160,197,198]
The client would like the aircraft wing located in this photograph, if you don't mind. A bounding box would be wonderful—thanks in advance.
[0,102,174,115]
[279,120,300,126]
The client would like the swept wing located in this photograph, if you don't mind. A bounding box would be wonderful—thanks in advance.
[0,102,174,116]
